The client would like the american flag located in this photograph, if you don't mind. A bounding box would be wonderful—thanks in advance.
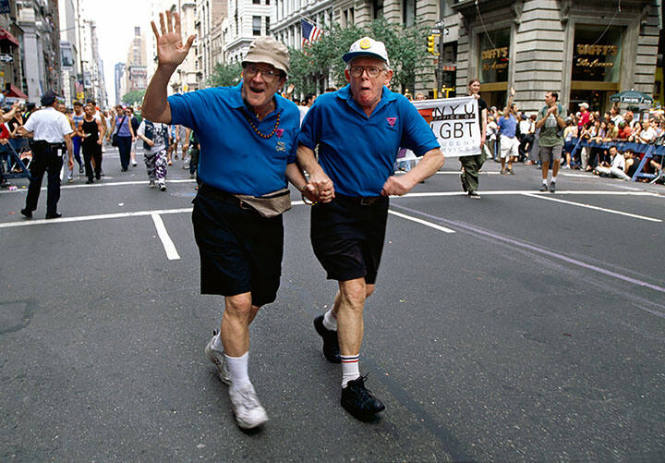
[301,19,322,46]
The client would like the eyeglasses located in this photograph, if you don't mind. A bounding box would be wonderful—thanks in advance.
[244,64,282,83]
[349,65,385,78]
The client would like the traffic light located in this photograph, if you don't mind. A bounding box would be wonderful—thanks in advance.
[426,34,437,55]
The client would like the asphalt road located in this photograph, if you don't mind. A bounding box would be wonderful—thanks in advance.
[1,146,664,462]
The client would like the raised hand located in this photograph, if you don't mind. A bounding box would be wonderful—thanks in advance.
[151,11,195,70]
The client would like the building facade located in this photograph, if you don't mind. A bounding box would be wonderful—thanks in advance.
[196,0,226,84]
[15,0,62,102]
[58,0,80,104]
[451,0,662,113]
[222,0,267,65]
[0,0,26,100]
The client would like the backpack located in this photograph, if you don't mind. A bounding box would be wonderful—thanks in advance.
[142,120,155,150]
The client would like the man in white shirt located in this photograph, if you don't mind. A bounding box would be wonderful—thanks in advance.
[638,119,657,144]
[593,145,630,180]
[19,91,74,219]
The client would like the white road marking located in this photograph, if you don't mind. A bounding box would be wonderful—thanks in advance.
[522,193,662,223]
[395,190,663,198]
[0,178,196,194]
[0,208,193,229]
[388,210,455,233]
[151,213,180,260]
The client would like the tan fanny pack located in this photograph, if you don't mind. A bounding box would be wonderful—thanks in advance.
[233,188,291,218]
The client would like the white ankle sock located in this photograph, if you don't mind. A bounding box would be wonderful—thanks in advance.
[225,352,251,388]
[322,308,337,331]
[552,176,557,183]
[542,178,548,185]
[341,354,360,388]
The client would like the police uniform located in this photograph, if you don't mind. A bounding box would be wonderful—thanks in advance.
[22,101,73,218]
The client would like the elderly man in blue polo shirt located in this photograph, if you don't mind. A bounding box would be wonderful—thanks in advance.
[297,37,444,421]
[143,11,314,430]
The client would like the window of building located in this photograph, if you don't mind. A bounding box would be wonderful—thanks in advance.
[403,0,415,26]
[478,28,510,108]
[253,0,260,4]
[265,16,270,35]
[253,16,261,36]
[266,0,270,4]
[373,0,383,19]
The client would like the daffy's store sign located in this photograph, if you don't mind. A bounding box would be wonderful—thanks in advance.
[572,27,622,82]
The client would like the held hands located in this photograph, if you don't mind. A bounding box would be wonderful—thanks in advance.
[308,171,335,203]
[151,10,195,70]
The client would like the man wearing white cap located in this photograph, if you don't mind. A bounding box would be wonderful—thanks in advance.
[143,10,315,430]
[297,37,444,420]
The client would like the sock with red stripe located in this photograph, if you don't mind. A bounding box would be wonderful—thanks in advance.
[341,354,360,388]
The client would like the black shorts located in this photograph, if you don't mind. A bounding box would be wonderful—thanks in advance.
[192,184,284,307]
[310,195,389,284]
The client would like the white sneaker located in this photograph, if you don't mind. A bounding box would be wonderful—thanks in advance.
[229,383,268,429]
[159,182,166,191]
[204,331,231,385]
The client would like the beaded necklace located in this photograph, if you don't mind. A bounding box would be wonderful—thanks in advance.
[244,109,281,139]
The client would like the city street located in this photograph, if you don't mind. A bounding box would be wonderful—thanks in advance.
[1,147,664,462]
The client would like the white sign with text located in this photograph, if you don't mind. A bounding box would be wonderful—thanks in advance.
[412,96,480,158]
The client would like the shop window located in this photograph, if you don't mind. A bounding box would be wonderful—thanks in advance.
[572,25,623,83]
[478,28,510,85]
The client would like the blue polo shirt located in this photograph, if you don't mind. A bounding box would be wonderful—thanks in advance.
[498,114,517,138]
[298,85,439,197]
[168,82,299,196]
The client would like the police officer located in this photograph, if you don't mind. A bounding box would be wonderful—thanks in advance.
[297,37,444,420]
[19,91,73,219]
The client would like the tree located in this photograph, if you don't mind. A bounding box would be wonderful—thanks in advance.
[287,20,431,95]
[122,89,146,106]
[208,62,243,88]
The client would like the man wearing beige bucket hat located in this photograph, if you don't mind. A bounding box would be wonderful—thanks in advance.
[143,10,315,430]
[297,37,444,421]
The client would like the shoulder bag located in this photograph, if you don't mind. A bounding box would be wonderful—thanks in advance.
[233,188,291,218]
[112,116,127,147]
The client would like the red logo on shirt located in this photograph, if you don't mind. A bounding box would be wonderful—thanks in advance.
[386,117,397,127]
[275,128,284,138]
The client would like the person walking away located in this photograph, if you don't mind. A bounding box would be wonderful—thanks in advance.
[81,103,105,183]
[459,79,488,198]
[113,105,134,171]
[142,11,315,430]
[19,90,73,219]
[128,107,140,167]
[297,37,444,421]
[136,118,170,190]
[535,91,566,192]
[70,101,85,175]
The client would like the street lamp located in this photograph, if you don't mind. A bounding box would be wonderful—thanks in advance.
[432,20,445,98]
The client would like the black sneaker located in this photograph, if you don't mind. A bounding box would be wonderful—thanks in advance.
[45,212,62,219]
[539,183,548,192]
[468,191,481,199]
[549,181,556,193]
[20,208,32,219]
[313,315,340,363]
[341,376,385,420]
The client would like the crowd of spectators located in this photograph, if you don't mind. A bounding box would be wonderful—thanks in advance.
[485,102,664,183]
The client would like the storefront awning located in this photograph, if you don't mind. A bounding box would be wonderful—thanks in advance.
[5,84,27,99]
[0,28,19,47]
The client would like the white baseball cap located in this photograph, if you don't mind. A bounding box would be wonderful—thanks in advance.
[579,102,589,109]
[343,37,390,66]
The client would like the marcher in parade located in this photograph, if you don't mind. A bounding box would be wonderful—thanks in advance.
[81,103,106,184]
[19,90,73,219]
[459,79,488,199]
[297,37,444,421]
[142,10,315,430]
[535,91,566,193]
[112,104,135,172]
[136,117,170,190]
